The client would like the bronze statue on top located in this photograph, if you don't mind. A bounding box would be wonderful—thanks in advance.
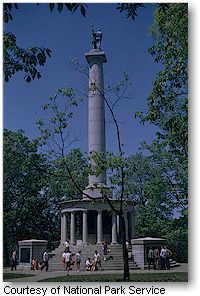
[92,28,102,50]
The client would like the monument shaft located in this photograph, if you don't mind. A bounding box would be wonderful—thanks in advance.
[85,51,107,186]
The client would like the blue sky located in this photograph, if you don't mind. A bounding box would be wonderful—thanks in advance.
[4,3,162,156]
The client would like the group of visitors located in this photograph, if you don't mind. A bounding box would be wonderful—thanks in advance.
[61,246,105,275]
[85,250,103,272]
[148,245,172,270]
[59,239,114,275]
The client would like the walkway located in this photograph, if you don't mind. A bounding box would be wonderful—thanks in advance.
[3,264,188,282]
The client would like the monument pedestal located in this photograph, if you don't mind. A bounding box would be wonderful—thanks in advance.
[131,237,165,269]
[18,239,48,268]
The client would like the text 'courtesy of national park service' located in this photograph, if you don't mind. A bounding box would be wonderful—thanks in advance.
[3,285,166,296]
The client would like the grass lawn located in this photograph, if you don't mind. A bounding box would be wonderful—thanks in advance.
[3,273,35,280]
[40,272,188,282]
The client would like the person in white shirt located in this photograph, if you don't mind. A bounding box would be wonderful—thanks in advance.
[160,246,166,270]
[62,249,72,275]
[41,250,49,271]
[64,240,70,248]
[94,250,103,271]
[85,258,92,271]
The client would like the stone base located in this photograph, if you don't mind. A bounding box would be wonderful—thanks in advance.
[83,183,112,199]
[131,237,165,269]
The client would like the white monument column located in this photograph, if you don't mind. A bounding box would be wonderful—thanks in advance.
[84,48,107,197]
[82,210,88,244]
[97,210,103,244]
[70,212,75,244]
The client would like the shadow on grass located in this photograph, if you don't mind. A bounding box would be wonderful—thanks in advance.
[39,272,188,282]
[3,273,35,280]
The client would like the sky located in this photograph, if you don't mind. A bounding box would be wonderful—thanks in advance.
[3,3,162,156]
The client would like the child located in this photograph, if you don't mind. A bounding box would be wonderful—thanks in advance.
[75,251,81,272]
[85,258,92,271]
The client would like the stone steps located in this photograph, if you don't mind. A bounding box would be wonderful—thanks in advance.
[48,244,140,271]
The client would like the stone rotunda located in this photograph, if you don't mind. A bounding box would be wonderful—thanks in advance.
[60,29,135,246]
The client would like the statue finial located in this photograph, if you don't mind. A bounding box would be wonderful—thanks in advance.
[92,27,102,50]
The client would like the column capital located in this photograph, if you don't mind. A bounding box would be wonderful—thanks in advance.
[85,50,107,64]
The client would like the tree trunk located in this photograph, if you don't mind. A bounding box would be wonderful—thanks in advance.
[121,215,130,281]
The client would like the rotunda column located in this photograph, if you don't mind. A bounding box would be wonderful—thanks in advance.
[63,214,67,243]
[70,212,75,244]
[82,210,88,244]
[97,210,103,244]
[61,214,64,244]
[61,214,67,244]
[111,213,118,244]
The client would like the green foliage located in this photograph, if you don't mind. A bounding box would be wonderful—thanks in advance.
[162,212,188,262]
[36,85,80,150]
[49,3,87,17]
[49,149,88,201]
[3,3,86,24]
[36,85,88,201]
[133,4,188,261]
[124,154,172,236]
[3,32,52,82]
[116,3,144,20]
[3,3,19,23]
[135,4,188,214]
[3,129,88,265]
[3,129,59,264]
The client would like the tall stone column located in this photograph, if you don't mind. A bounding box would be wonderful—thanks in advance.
[84,49,107,194]
[82,210,88,244]
[97,210,103,243]
[70,212,75,244]
[111,213,118,244]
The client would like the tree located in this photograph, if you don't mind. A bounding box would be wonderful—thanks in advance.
[4,32,52,82]
[3,3,86,83]
[135,3,188,214]
[49,148,89,202]
[116,3,144,20]
[133,4,188,262]
[3,129,55,264]
[124,153,172,237]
